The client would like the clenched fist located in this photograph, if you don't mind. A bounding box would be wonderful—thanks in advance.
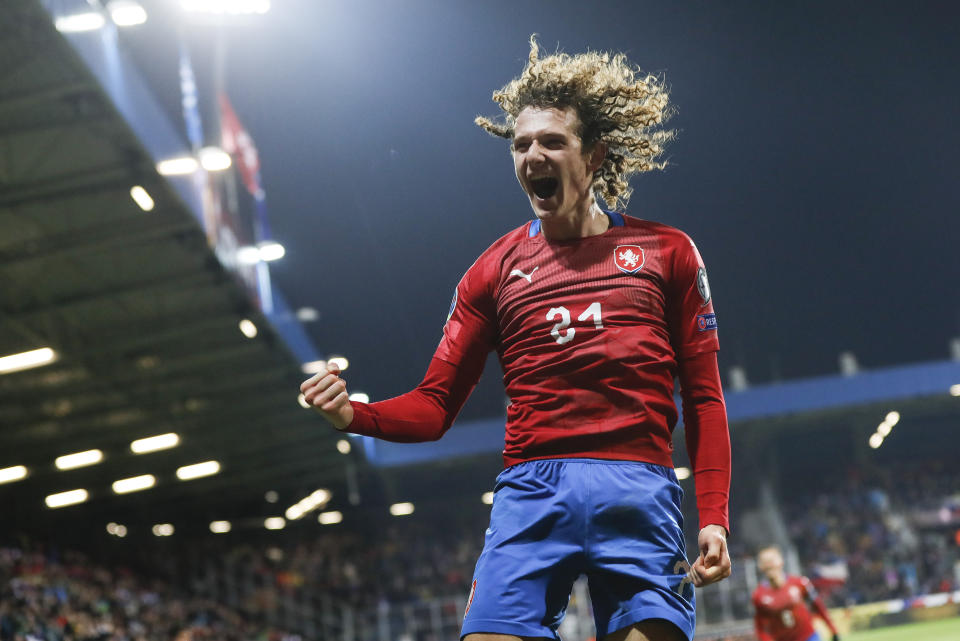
[299,361,354,430]
[689,524,732,587]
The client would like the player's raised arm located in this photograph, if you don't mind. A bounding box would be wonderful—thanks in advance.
[300,255,497,442]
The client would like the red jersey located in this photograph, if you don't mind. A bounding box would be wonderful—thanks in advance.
[348,212,730,529]
[752,575,838,641]
[437,213,719,467]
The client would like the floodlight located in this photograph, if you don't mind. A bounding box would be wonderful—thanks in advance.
[181,0,270,15]
[108,1,147,26]
[156,156,198,176]
[45,489,89,508]
[389,502,414,516]
[328,356,349,371]
[675,467,691,480]
[239,319,257,338]
[210,520,232,533]
[264,517,285,530]
[151,523,174,536]
[130,433,180,454]
[112,474,156,494]
[55,449,103,470]
[176,460,220,480]
[129,186,154,211]
[0,466,28,484]
[318,511,343,525]
[481,492,493,505]
[258,241,285,262]
[55,12,106,33]
[199,146,232,171]
[0,347,57,374]
[348,392,369,403]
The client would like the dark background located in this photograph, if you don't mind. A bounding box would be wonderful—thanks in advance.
[125,0,960,421]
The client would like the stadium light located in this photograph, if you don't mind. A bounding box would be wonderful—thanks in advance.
[45,489,89,508]
[481,492,494,505]
[336,439,351,454]
[285,489,331,520]
[236,246,260,265]
[152,523,174,537]
[348,392,369,403]
[950,384,960,397]
[297,393,311,409]
[296,307,319,322]
[328,356,349,371]
[108,1,147,26]
[258,241,285,262]
[0,466,27,484]
[106,522,128,537]
[176,460,220,480]
[239,319,257,338]
[301,360,327,375]
[112,474,156,494]
[868,433,884,449]
[156,156,199,176]
[389,502,415,517]
[130,433,180,454]
[318,510,343,525]
[884,411,900,426]
[209,520,232,533]
[264,516,286,530]
[55,12,106,33]
[237,242,286,265]
[675,466,691,480]
[129,186,154,211]
[0,347,57,375]
[199,146,232,171]
[264,490,279,503]
[181,0,271,15]
[54,449,103,470]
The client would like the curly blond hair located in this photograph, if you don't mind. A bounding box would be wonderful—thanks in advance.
[476,36,674,210]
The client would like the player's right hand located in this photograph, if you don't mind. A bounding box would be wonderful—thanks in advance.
[300,361,354,430]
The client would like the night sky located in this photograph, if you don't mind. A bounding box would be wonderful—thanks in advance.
[127,1,960,421]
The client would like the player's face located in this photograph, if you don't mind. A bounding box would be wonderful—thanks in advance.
[512,107,601,222]
[757,549,784,580]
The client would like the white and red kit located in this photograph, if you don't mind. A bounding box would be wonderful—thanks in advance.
[347,212,730,529]
[753,575,839,641]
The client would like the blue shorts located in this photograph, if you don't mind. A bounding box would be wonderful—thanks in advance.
[805,633,823,641]
[461,458,695,640]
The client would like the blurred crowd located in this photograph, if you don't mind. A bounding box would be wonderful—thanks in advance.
[784,459,960,606]
[204,514,484,612]
[3,459,958,639]
[0,545,299,641]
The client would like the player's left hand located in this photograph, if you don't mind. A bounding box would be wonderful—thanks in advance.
[689,524,731,587]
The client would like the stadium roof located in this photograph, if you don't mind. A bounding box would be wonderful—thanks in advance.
[0,0,352,542]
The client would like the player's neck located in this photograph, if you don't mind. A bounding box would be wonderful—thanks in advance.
[539,200,609,241]
[769,572,786,588]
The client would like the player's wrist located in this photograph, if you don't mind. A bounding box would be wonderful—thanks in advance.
[700,523,728,538]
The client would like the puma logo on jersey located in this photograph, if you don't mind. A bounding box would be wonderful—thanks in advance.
[509,266,539,283]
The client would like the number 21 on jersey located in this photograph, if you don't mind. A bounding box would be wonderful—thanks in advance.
[546,302,603,345]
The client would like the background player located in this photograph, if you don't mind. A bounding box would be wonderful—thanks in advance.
[301,37,732,641]
[752,546,840,641]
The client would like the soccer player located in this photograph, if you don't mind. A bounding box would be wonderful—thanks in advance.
[301,37,731,641]
[752,546,840,641]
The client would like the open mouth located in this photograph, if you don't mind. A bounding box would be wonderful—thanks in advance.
[531,177,559,199]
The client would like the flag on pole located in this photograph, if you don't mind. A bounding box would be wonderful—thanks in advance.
[219,92,263,199]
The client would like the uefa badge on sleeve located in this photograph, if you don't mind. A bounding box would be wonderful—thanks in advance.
[614,245,645,274]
